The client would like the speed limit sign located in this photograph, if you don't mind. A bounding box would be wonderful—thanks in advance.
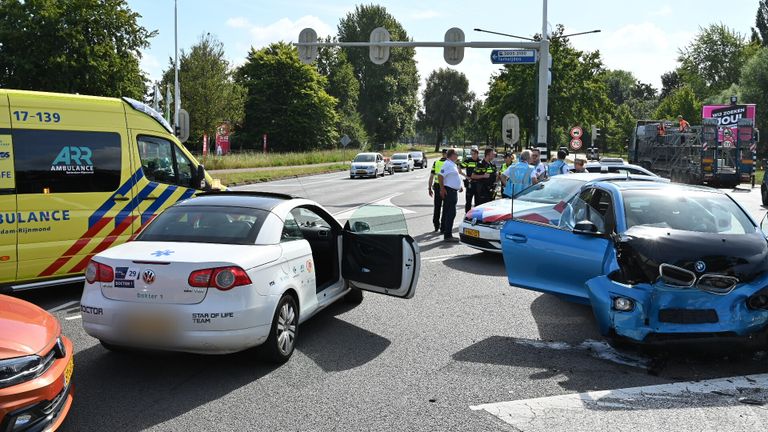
[570,138,583,151]
[569,126,583,139]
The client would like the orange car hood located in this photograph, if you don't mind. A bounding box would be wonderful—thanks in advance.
[0,295,58,359]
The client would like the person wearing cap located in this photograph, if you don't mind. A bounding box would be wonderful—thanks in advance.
[461,148,480,213]
[677,115,691,132]
[547,150,570,177]
[428,149,448,232]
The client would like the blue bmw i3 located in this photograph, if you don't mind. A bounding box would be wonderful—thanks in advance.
[501,180,768,346]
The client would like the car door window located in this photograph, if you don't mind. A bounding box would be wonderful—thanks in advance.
[561,188,609,233]
[173,145,195,188]
[347,205,408,235]
[137,136,175,184]
[281,213,304,242]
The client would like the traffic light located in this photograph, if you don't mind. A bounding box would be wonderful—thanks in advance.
[506,129,513,141]
[591,125,601,147]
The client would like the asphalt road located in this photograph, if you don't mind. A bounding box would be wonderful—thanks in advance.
[14,168,768,431]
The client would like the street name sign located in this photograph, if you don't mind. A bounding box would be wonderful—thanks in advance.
[490,49,537,64]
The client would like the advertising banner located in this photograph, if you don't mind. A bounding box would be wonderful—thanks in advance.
[215,123,231,155]
[702,104,756,144]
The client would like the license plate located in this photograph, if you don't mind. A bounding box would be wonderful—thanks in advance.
[464,228,480,238]
[122,313,176,337]
[64,357,74,386]
[356,170,367,174]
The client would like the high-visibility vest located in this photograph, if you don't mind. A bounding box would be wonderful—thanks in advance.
[432,158,446,184]
[504,162,534,197]
[547,159,566,177]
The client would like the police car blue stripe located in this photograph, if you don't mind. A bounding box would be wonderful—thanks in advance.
[88,168,144,228]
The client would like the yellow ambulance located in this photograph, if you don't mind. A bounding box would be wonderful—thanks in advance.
[0,90,220,291]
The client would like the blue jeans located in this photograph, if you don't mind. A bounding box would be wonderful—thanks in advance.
[441,187,458,239]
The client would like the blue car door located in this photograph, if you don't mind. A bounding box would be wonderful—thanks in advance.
[501,188,614,303]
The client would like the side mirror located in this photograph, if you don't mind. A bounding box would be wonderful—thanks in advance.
[196,164,207,190]
[573,220,600,235]
[352,221,371,233]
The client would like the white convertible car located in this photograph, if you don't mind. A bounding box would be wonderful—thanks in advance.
[80,192,419,363]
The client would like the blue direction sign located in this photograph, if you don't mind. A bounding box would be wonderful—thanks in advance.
[490,49,538,64]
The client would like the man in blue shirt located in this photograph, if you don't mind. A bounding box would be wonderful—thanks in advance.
[547,150,570,177]
[501,149,538,198]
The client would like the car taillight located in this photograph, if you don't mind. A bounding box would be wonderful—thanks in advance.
[187,266,251,291]
[85,260,114,284]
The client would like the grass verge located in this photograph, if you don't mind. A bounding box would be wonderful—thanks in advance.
[198,144,428,171]
[216,163,350,186]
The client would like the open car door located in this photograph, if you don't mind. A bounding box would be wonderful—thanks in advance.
[341,205,419,298]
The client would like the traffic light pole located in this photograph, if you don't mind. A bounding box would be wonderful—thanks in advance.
[536,0,550,159]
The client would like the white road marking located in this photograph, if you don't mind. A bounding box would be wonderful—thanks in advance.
[509,337,651,369]
[48,300,79,312]
[332,193,415,220]
[422,253,461,259]
[471,373,768,429]
[64,315,82,321]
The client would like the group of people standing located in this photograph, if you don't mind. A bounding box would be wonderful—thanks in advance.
[428,147,587,242]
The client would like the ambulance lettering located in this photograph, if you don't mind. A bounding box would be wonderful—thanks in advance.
[51,146,94,174]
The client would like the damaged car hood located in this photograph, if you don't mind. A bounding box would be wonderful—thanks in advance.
[613,225,768,284]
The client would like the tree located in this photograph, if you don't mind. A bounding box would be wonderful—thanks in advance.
[236,42,339,151]
[753,0,768,46]
[603,70,636,106]
[678,24,748,99]
[653,86,702,124]
[740,47,768,148]
[0,0,155,98]
[317,39,368,147]
[418,69,474,151]
[160,34,245,150]
[483,25,612,149]
[605,104,636,153]
[660,70,683,100]
[337,5,419,144]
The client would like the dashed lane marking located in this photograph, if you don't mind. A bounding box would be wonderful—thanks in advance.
[64,315,82,321]
[48,300,79,313]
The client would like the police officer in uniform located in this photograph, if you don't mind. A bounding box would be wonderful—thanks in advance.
[471,148,498,205]
[462,148,480,213]
[428,149,448,232]
[501,149,538,198]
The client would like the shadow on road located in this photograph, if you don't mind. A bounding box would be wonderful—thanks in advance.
[62,300,390,431]
[441,253,507,277]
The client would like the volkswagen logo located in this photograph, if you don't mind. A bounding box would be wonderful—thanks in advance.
[142,269,156,284]
[471,218,478,226]
[694,261,707,273]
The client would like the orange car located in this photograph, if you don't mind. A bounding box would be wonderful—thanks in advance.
[0,294,73,431]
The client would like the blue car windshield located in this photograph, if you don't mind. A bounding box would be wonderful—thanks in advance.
[515,178,584,204]
[623,190,755,234]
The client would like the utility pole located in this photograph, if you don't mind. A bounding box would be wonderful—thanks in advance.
[536,0,550,158]
[173,0,180,133]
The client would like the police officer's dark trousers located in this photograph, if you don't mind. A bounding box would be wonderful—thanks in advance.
[441,187,458,239]
[432,184,443,231]
[464,180,475,213]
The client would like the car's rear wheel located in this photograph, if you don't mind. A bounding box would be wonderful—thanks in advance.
[264,294,298,363]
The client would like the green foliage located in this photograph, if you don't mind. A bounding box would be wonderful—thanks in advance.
[653,86,702,123]
[660,70,683,100]
[482,25,611,149]
[602,70,636,106]
[418,68,475,151]
[161,34,245,151]
[678,24,749,99]
[235,42,339,152]
[740,47,768,148]
[0,0,154,98]
[317,39,368,147]
[605,104,636,152]
[753,0,768,46]
[337,5,419,144]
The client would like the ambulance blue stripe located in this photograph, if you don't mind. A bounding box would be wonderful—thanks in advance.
[179,188,196,201]
[140,184,177,225]
[88,168,144,228]
[114,182,158,226]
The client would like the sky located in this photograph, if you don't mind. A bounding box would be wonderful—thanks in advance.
[129,0,757,99]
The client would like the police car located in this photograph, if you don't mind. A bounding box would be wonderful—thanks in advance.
[80,192,419,363]
[459,173,667,252]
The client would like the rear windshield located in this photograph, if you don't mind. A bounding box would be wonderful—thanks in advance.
[354,154,375,162]
[515,177,584,204]
[137,206,268,244]
[410,152,422,157]
[623,190,755,234]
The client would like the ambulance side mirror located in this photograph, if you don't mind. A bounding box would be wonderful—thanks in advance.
[196,164,207,190]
